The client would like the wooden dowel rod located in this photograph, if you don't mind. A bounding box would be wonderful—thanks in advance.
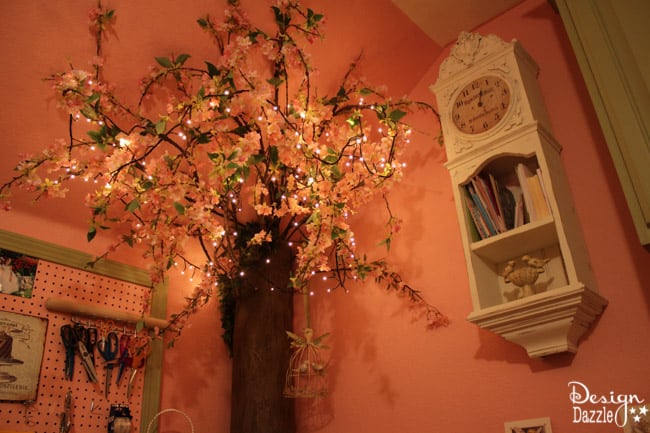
[45,296,168,329]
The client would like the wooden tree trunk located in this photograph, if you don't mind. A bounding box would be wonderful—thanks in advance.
[231,245,295,433]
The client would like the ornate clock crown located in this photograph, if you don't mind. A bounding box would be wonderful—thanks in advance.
[438,32,512,80]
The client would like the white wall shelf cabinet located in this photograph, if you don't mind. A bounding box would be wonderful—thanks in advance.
[431,32,607,357]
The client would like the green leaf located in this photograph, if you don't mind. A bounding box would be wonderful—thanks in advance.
[230,125,249,137]
[196,132,211,144]
[329,165,343,181]
[346,115,360,128]
[174,53,190,65]
[205,61,219,78]
[86,93,101,104]
[269,146,279,164]
[80,106,97,120]
[331,226,346,240]
[226,150,239,162]
[125,199,140,212]
[306,9,324,28]
[87,226,97,242]
[247,30,262,43]
[155,56,173,68]
[155,119,167,135]
[389,109,407,122]
[360,87,373,95]
[87,129,103,143]
[272,6,290,30]
[124,236,134,248]
[173,202,186,215]
[197,17,209,29]
[266,76,284,87]
[207,152,223,162]
[248,153,265,165]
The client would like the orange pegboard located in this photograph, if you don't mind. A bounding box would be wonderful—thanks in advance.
[1,260,149,432]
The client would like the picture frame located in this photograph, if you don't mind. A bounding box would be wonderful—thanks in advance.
[504,417,553,433]
[0,311,48,401]
[0,247,39,298]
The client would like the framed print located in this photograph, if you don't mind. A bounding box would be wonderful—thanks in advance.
[0,248,39,298]
[0,311,48,401]
[505,417,553,433]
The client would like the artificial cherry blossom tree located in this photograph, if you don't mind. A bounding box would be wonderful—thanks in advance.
[1,1,447,432]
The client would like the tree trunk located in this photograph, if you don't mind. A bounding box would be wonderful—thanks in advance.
[231,245,295,433]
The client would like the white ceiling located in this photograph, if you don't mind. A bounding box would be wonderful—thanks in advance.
[391,0,525,46]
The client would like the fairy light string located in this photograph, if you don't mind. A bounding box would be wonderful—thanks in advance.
[0,0,449,346]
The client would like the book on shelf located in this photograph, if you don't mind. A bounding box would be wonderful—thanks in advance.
[462,163,557,237]
[527,174,551,219]
[506,185,526,227]
[536,168,552,216]
[462,190,489,240]
[515,162,551,222]
[515,162,536,221]
[514,193,525,227]
[489,173,516,230]
[472,175,506,233]
[466,184,498,237]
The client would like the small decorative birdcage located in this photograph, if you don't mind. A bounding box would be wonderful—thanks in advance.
[284,327,329,398]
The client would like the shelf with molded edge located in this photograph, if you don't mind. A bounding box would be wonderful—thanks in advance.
[466,283,608,357]
[469,215,556,263]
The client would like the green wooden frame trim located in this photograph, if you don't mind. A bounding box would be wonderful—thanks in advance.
[555,0,650,245]
[0,228,167,432]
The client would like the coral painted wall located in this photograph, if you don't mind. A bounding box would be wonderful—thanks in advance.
[1,0,648,433]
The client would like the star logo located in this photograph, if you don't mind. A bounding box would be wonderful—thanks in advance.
[630,405,648,425]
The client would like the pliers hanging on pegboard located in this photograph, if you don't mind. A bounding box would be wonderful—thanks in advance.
[60,325,76,380]
[60,324,98,382]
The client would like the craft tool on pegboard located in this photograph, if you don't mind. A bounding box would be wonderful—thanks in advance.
[0,260,151,432]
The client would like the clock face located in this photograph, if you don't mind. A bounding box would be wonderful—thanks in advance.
[451,75,511,134]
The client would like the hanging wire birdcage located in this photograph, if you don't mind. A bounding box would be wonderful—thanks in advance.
[284,327,329,398]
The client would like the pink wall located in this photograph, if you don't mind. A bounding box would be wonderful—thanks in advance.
[337,2,650,433]
[1,0,648,432]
